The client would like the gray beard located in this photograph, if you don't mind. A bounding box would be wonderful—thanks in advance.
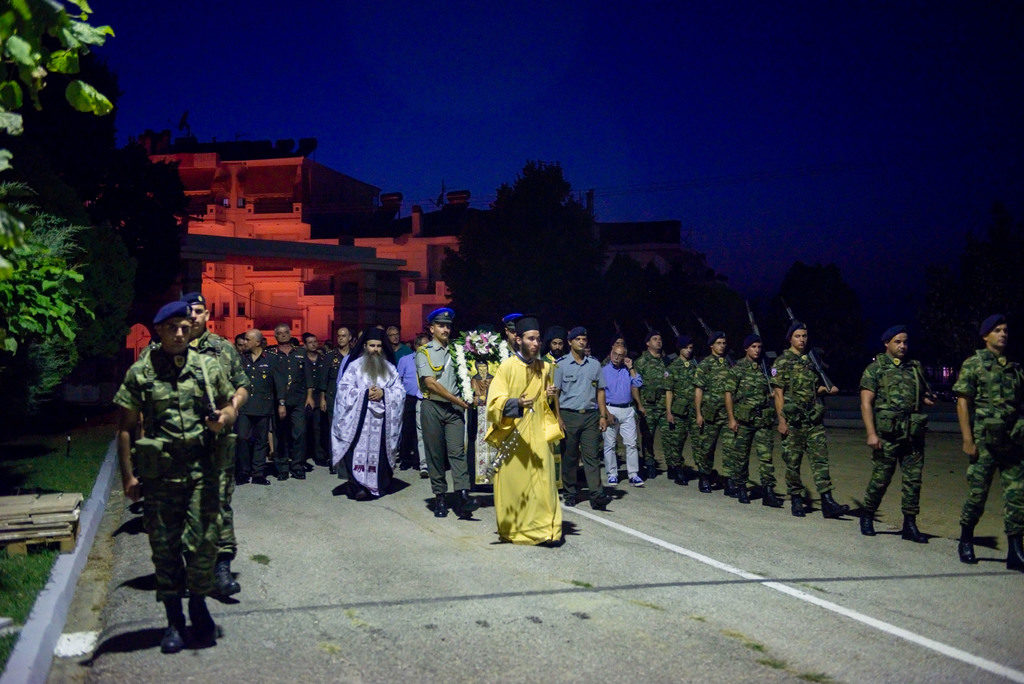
[363,353,386,384]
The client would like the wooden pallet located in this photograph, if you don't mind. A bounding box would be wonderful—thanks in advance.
[0,493,83,555]
[2,531,77,555]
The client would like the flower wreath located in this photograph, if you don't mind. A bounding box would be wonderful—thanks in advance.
[449,329,502,403]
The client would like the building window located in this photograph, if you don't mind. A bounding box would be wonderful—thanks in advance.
[221,302,229,318]
[237,302,246,317]
[221,198,229,207]
[237,197,245,208]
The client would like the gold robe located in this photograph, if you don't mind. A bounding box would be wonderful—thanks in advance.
[486,355,564,544]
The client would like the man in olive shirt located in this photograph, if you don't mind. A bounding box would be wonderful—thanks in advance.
[694,330,732,493]
[417,308,478,519]
[267,323,314,480]
[634,331,670,478]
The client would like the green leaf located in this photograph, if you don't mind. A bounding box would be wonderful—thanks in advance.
[0,110,23,135]
[3,335,17,353]
[0,148,13,172]
[66,20,112,47]
[4,34,35,67]
[64,80,112,115]
[65,0,94,16]
[0,80,23,109]
[0,255,11,279]
[46,49,79,74]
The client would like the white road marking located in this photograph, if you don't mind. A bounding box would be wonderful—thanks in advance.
[54,631,98,658]
[567,506,1024,683]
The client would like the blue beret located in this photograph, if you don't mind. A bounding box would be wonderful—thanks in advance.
[567,326,587,340]
[644,330,662,344]
[980,314,1006,337]
[707,330,726,347]
[880,324,908,345]
[153,301,191,325]
[502,313,523,329]
[677,334,691,349]
[181,291,206,306]
[427,307,454,324]
[742,333,761,349]
[786,320,806,341]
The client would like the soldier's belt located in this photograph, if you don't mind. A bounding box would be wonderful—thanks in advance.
[566,408,597,414]
[607,402,632,408]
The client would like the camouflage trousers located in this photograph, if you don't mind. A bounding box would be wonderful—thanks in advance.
[721,421,776,488]
[662,412,696,469]
[638,402,668,469]
[779,422,834,497]
[143,449,221,602]
[959,443,1024,535]
[862,437,924,515]
[218,439,238,559]
[693,419,726,475]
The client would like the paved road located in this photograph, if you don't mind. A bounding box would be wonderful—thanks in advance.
[62,429,1024,682]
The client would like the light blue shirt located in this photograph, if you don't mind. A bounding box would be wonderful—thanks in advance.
[396,353,421,398]
[556,354,606,411]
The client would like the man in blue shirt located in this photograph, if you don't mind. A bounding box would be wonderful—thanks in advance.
[397,333,430,476]
[602,343,645,487]
[557,327,613,510]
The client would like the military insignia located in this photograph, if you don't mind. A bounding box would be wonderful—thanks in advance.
[770,368,778,377]
[999,357,1008,366]
[173,355,185,368]
[892,358,901,366]
[663,371,670,378]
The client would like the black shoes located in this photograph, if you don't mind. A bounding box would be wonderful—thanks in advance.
[860,512,876,536]
[161,599,186,654]
[1007,534,1024,572]
[234,473,249,485]
[419,470,429,479]
[188,595,217,647]
[456,490,479,519]
[900,515,927,543]
[214,558,240,597]
[736,483,750,504]
[302,462,314,472]
[674,468,689,486]
[698,475,713,493]
[276,472,289,481]
[291,470,306,480]
[820,491,850,519]
[761,488,783,508]
[791,495,806,518]
[723,479,738,498]
[958,524,977,564]
[251,475,271,486]
[590,490,613,511]
[433,494,448,518]
[562,494,578,508]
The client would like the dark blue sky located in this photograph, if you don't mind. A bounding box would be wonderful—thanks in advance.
[94,2,1023,325]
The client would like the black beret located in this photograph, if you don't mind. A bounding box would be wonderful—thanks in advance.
[567,326,587,340]
[707,330,726,347]
[644,330,662,344]
[742,333,761,349]
[880,324,908,345]
[980,314,1006,337]
[677,334,691,349]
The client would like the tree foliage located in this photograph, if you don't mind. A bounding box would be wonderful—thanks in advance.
[0,0,112,275]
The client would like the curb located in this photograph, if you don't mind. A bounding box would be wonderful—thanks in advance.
[0,439,117,684]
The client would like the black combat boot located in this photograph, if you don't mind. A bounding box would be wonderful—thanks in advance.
[698,475,713,493]
[214,556,241,597]
[723,478,737,498]
[456,489,479,519]
[900,515,927,543]
[790,495,806,518]
[590,489,613,511]
[666,466,679,482]
[736,482,750,504]
[161,598,186,654]
[188,595,217,647]
[1007,534,1024,572]
[820,491,850,519]
[674,467,689,486]
[958,524,977,564]
[761,488,783,508]
[860,511,876,536]
[433,493,448,518]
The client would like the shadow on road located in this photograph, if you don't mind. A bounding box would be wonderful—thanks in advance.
[119,573,156,591]
[112,515,145,537]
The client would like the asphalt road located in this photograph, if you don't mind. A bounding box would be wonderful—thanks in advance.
[58,428,1024,683]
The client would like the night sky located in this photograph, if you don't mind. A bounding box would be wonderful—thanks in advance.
[93,2,1023,327]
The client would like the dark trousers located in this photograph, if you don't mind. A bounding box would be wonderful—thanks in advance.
[275,404,307,475]
[398,395,420,469]
[236,413,271,477]
[561,410,603,498]
[306,407,327,464]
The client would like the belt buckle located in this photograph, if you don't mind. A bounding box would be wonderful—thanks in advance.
[577,409,586,414]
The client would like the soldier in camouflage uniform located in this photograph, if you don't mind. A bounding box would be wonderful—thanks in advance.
[722,334,782,506]
[953,314,1024,571]
[634,331,670,478]
[182,292,251,598]
[115,301,236,653]
[694,330,732,493]
[858,325,933,542]
[664,335,697,485]
[771,321,849,519]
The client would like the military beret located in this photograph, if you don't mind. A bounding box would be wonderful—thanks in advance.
[567,326,587,340]
[980,314,1006,337]
[515,316,540,335]
[427,307,454,324]
[677,334,692,349]
[742,333,761,349]
[153,300,191,325]
[644,330,662,344]
[707,330,726,347]
[501,313,524,329]
[181,291,206,306]
[786,320,807,342]
[880,324,908,345]
[544,325,567,343]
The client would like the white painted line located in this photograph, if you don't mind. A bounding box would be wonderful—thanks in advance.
[567,506,1024,683]
[53,632,98,658]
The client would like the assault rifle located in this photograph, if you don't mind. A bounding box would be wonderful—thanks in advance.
[780,298,835,392]
[745,300,777,401]
[693,312,735,365]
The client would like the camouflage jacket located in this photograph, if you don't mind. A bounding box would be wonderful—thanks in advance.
[192,330,250,393]
[771,348,825,422]
[860,353,928,415]
[666,356,698,416]
[695,354,732,419]
[726,356,772,423]
[634,351,670,405]
[114,347,234,442]
[953,349,1024,426]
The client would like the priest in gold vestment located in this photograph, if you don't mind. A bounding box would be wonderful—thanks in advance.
[486,317,564,545]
